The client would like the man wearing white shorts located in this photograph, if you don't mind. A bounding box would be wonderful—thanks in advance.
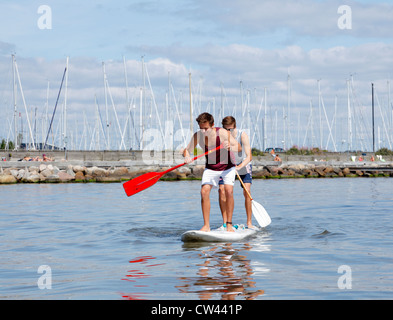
[201,166,236,188]
[183,113,241,232]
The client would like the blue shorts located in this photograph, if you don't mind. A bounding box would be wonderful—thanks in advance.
[219,166,252,188]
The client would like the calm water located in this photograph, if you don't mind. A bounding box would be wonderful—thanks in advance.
[1,178,393,300]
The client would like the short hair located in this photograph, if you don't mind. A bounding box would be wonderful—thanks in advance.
[222,116,236,128]
[196,112,214,125]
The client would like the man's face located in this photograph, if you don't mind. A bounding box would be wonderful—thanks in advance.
[223,124,236,136]
[223,124,235,131]
[199,121,213,136]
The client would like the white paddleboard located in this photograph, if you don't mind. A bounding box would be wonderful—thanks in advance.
[181,225,259,242]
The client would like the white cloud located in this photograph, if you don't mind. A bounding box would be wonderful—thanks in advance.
[190,0,393,39]
[2,42,392,130]
[1,1,393,150]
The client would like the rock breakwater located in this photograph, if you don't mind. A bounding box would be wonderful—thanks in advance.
[1,162,393,184]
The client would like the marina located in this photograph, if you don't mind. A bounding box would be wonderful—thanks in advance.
[1,54,393,155]
[1,1,393,303]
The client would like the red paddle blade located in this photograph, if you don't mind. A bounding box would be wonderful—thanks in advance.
[123,171,162,197]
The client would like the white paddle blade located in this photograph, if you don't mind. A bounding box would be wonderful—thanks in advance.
[252,200,271,227]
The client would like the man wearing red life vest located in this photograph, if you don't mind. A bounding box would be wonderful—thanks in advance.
[183,113,241,232]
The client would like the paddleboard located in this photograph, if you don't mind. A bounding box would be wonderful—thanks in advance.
[181,225,259,242]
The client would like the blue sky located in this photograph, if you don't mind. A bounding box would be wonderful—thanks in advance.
[1,0,393,151]
[1,0,391,59]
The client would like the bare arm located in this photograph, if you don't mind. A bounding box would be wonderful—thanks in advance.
[236,132,252,170]
[182,132,199,163]
[218,128,242,152]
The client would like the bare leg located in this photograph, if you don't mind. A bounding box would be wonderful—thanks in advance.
[200,184,212,232]
[218,184,227,225]
[243,183,255,228]
[224,184,235,232]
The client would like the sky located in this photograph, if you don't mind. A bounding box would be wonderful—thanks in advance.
[0,0,393,151]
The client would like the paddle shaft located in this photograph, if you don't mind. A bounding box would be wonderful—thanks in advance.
[235,170,253,201]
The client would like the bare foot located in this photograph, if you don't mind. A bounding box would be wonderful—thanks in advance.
[200,225,210,232]
[226,225,235,232]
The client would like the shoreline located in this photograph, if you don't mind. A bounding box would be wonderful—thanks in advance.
[1,158,393,184]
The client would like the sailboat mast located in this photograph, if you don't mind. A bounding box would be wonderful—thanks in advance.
[45,81,50,148]
[372,83,375,152]
[264,87,267,150]
[287,72,291,149]
[189,72,193,135]
[102,62,110,149]
[220,82,224,120]
[123,56,130,149]
[347,80,352,151]
[14,57,36,150]
[64,56,69,154]
[12,55,18,150]
[388,80,392,142]
[140,56,146,150]
[139,87,144,150]
[318,79,322,149]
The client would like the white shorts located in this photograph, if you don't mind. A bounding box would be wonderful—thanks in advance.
[201,167,236,188]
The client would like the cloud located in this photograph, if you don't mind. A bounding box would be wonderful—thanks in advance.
[127,41,393,85]
[3,42,391,126]
[186,0,393,40]
[1,1,392,150]
[1,43,391,151]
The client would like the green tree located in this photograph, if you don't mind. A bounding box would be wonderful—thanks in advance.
[376,148,393,156]
[0,139,14,150]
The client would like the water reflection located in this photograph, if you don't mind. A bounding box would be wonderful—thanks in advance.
[121,255,164,300]
[120,239,271,300]
[178,242,268,300]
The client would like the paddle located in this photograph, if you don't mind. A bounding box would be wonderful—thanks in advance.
[123,145,222,197]
[235,170,271,228]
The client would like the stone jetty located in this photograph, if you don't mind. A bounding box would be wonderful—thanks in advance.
[1,149,393,184]
[1,160,393,184]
